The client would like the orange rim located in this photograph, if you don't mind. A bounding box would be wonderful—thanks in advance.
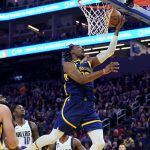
[134,0,150,6]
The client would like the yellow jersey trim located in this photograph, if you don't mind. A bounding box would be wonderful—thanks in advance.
[72,59,81,63]
[0,124,2,150]
[64,84,68,96]
[81,120,102,127]
[61,97,77,129]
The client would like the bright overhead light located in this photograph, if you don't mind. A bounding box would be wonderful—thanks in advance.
[27,25,39,33]
[85,51,99,55]
[81,23,87,26]
[115,48,120,51]
[117,44,125,47]
[76,20,79,24]
[121,47,131,50]
[84,48,91,51]
[100,50,106,53]
[93,46,109,50]
[148,43,150,45]
[141,39,150,42]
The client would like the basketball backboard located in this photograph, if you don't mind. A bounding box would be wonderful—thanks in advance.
[102,0,150,25]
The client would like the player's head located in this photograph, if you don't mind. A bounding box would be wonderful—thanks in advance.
[0,94,9,107]
[119,144,126,150]
[63,44,84,61]
[13,105,25,118]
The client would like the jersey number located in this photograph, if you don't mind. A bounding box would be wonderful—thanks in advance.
[24,137,30,145]
[81,71,89,75]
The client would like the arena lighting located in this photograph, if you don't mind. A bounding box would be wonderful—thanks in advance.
[141,39,150,42]
[0,27,150,59]
[115,48,121,51]
[121,47,131,50]
[76,20,80,24]
[100,50,106,52]
[81,23,88,26]
[84,51,99,55]
[27,25,39,33]
[93,46,109,50]
[117,43,125,46]
[84,48,92,51]
[148,43,150,45]
[0,0,100,21]
[92,44,125,50]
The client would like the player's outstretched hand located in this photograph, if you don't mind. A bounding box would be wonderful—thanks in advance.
[116,15,126,31]
[103,62,120,74]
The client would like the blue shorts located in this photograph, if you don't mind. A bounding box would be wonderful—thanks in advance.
[54,96,103,133]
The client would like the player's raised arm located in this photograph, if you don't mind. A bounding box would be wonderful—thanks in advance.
[63,61,119,84]
[89,16,126,68]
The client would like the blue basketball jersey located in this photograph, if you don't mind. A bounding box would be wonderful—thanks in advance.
[64,59,94,100]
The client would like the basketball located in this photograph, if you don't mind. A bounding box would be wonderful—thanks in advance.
[109,9,122,27]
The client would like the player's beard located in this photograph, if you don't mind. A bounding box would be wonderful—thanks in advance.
[78,54,85,60]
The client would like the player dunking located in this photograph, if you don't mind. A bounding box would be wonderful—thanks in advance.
[27,17,125,150]
[0,95,19,150]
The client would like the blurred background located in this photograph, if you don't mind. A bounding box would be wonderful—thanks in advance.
[0,0,150,150]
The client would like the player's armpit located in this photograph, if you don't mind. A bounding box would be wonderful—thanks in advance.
[73,138,86,150]
[88,57,101,68]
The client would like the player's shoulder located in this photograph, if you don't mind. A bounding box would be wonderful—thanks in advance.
[0,104,11,121]
[63,61,76,71]
[27,120,36,125]
[27,120,38,129]
[0,104,11,113]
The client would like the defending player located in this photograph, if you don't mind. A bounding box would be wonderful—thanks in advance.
[13,105,39,149]
[27,16,125,150]
[0,95,19,150]
[48,134,86,150]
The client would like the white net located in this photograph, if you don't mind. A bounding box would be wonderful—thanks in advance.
[78,0,113,35]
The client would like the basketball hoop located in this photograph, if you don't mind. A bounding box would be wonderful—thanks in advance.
[134,0,150,6]
[78,0,113,35]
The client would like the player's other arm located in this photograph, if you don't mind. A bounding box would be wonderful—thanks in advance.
[89,16,126,68]
[1,106,19,150]
[63,61,119,84]
[30,121,39,142]
[73,138,86,150]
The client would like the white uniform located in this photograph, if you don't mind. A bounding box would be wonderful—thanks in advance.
[15,120,33,149]
[55,136,73,150]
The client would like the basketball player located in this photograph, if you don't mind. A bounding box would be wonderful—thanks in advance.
[48,134,86,150]
[27,16,125,150]
[0,95,19,150]
[13,105,39,149]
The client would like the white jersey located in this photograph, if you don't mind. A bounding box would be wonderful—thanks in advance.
[15,120,33,149]
[55,136,73,150]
